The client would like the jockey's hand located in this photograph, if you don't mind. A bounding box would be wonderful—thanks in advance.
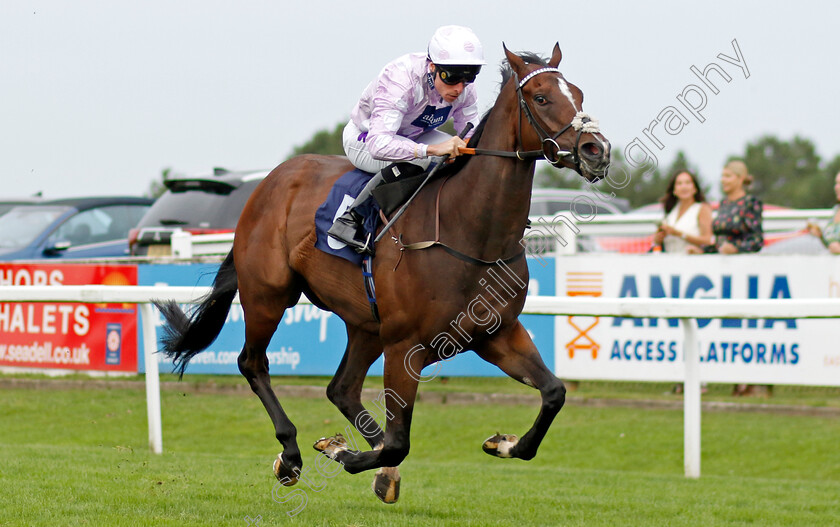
[426,136,467,158]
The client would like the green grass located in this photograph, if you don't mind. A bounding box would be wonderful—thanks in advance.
[1,381,839,526]
[7,371,840,408]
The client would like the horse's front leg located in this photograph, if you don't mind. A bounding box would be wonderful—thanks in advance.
[317,341,422,477]
[474,321,566,461]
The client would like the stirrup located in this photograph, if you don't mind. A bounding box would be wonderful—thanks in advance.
[354,233,374,256]
[330,231,373,256]
[327,213,374,256]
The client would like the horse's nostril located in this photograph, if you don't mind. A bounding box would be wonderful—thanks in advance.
[581,142,602,158]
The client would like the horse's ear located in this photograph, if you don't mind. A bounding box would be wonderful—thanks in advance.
[548,43,563,68]
[503,43,527,76]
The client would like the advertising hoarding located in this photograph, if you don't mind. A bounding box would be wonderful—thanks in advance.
[555,255,840,386]
[0,263,138,372]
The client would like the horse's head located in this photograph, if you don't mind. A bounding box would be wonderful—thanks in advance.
[504,44,611,182]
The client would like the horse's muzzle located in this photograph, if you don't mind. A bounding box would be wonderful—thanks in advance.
[579,138,611,183]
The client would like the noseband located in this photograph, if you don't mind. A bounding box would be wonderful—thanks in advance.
[512,67,602,175]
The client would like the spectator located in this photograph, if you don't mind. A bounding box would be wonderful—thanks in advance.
[705,161,766,396]
[807,171,840,254]
[706,160,763,254]
[653,171,713,254]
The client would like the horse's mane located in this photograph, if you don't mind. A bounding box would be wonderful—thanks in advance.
[438,51,548,178]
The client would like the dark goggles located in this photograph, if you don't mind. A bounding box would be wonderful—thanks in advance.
[436,65,482,85]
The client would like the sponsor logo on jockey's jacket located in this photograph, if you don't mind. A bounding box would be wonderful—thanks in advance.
[411,105,451,130]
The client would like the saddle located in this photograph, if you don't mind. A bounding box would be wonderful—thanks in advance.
[314,165,428,266]
[314,165,429,322]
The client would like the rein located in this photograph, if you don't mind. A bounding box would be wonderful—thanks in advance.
[382,65,599,268]
[382,175,526,269]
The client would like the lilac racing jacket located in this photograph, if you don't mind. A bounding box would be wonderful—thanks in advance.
[349,52,481,161]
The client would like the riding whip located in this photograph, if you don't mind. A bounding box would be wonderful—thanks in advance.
[374,122,474,243]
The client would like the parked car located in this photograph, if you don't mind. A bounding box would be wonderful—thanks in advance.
[130,168,269,256]
[0,195,43,217]
[529,188,630,217]
[525,188,630,253]
[760,232,829,254]
[0,197,153,260]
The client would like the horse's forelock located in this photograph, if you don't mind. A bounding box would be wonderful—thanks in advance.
[499,52,548,86]
[472,52,547,145]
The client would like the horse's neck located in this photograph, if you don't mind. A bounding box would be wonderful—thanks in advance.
[442,96,534,256]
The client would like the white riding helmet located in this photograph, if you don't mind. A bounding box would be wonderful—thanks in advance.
[427,25,486,66]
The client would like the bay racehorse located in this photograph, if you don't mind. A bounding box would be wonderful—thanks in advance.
[155,44,610,503]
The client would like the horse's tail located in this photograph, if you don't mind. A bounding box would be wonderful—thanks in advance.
[153,250,238,377]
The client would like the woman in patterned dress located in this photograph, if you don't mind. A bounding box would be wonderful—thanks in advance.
[706,160,763,254]
[707,161,766,396]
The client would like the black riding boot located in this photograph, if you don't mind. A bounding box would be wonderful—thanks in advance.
[327,162,426,255]
[327,170,386,255]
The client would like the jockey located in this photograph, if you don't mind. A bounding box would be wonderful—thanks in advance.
[327,25,485,254]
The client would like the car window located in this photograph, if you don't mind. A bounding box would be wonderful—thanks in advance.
[530,198,622,217]
[0,206,68,249]
[101,205,150,239]
[51,205,150,246]
[0,204,23,217]
[529,202,550,216]
[137,181,258,229]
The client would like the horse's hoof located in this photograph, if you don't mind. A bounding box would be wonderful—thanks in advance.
[273,453,300,485]
[313,433,349,460]
[372,467,400,504]
[482,433,519,458]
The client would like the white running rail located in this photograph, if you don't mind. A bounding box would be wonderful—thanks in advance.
[2,285,840,478]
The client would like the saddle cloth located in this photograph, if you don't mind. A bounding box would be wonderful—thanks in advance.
[314,165,430,266]
[314,169,382,266]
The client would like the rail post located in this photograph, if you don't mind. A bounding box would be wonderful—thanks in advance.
[681,318,701,478]
[140,303,163,454]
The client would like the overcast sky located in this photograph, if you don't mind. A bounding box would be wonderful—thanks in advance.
[1,0,837,201]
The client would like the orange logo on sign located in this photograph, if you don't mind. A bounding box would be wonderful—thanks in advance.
[98,272,133,309]
[566,272,603,359]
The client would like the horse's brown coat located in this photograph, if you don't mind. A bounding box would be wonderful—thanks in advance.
[158,44,610,492]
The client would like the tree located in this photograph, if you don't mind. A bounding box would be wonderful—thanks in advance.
[821,154,840,205]
[734,135,828,208]
[146,168,171,199]
[287,121,346,158]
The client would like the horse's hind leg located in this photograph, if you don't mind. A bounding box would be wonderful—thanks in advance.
[474,321,566,461]
[238,287,304,485]
[321,327,400,503]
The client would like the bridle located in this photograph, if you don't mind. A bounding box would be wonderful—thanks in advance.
[391,66,606,264]
[464,65,604,178]
[515,67,601,172]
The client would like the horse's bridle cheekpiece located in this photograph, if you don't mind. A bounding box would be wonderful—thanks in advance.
[514,66,600,174]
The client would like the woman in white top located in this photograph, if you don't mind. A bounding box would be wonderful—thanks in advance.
[652,171,713,254]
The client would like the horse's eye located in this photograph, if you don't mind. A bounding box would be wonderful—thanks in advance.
[534,95,547,105]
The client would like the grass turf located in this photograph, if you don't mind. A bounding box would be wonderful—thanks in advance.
[1,381,838,526]
[7,371,840,408]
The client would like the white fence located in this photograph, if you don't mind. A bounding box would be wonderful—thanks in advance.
[2,284,840,478]
[162,208,835,258]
